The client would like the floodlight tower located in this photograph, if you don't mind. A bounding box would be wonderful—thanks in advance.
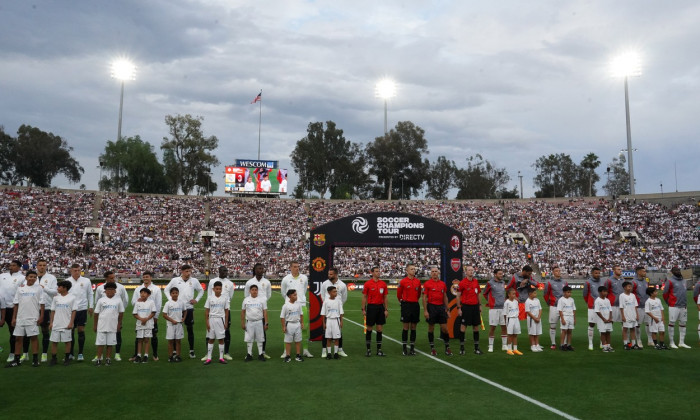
[111,59,136,143]
[610,51,641,195]
[376,78,396,199]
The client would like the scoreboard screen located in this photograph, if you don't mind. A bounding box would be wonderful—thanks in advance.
[225,166,288,194]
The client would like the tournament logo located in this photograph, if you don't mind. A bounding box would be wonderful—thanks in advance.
[351,217,369,234]
[451,258,461,272]
[311,257,327,272]
[450,235,460,252]
[313,233,326,246]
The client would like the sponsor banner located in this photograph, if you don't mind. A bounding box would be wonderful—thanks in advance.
[235,159,278,169]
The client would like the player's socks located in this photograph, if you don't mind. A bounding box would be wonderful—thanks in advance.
[78,331,85,354]
[549,328,556,345]
[473,331,479,349]
[507,344,512,351]
[32,354,38,363]
[402,329,408,345]
[488,336,494,347]
[668,324,675,344]
[151,331,158,358]
[207,344,213,360]
[587,327,594,347]
[376,332,382,350]
[42,333,50,354]
[256,343,263,355]
[428,332,434,349]
[365,331,372,350]
[501,335,508,348]
[247,343,253,354]
[679,326,687,344]
[218,344,224,358]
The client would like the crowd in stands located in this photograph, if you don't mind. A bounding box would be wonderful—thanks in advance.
[1,188,698,280]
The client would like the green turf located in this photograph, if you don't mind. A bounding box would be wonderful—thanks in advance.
[1,290,698,419]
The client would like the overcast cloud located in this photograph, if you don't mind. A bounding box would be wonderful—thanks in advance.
[1,0,699,197]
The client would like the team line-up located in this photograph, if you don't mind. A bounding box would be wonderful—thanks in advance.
[2,259,698,367]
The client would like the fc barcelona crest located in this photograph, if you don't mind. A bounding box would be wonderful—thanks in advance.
[313,233,326,246]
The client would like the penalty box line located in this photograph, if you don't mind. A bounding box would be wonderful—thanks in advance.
[344,317,579,420]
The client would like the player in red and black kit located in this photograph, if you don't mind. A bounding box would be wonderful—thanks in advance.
[422,266,452,356]
[457,265,483,355]
[397,264,421,356]
[362,266,388,357]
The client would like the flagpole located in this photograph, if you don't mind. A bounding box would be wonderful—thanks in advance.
[257,89,262,160]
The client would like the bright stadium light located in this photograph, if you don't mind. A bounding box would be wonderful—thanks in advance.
[110,58,136,192]
[610,51,641,195]
[375,78,396,135]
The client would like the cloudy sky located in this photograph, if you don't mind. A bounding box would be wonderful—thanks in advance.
[1,0,699,197]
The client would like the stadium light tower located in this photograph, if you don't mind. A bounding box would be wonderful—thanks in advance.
[111,59,136,143]
[376,78,396,199]
[610,51,641,195]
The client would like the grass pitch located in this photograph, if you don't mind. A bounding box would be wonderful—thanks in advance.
[1,290,698,419]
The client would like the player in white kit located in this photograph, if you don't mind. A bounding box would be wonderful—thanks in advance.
[281,289,304,362]
[49,280,78,366]
[162,287,186,362]
[321,286,344,359]
[241,284,268,361]
[203,281,230,365]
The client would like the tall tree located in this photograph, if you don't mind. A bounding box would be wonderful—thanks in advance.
[0,126,21,185]
[455,154,510,199]
[99,136,172,194]
[426,156,457,200]
[161,114,219,195]
[603,154,631,197]
[365,121,429,200]
[13,125,83,188]
[579,152,601,197]
[532,153,578,198]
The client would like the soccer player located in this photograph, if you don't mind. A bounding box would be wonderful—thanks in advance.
[132,288,157,363]
[557,285,576,351]
[162,287,186,362]
[130,271,162,361]
[645,287,668,350]
[49,280,78,366]
[361,266,388,357]
[164,264,204,359]
[582,267,604,351]
[543,266,568,350]
[207,266,234,360]
[483,268,508,352]
[456,265,481,355]
[604,264,626,347]
[397,263,421,356]
[503,288,522,355]
[93,283,125,366]
[280,261,313,358]
[619,281,640,350]
[321,267,348,357]
[241,284,268,361]
[244,263,272,358]
[506,265,538,321]
[524,286,543,352]
[594,286,614,352]
[281,289,304,362]
[0,259,25,362]
[632,266,653,347]
[321,286,344,360]
[203,281,230,365]
[36,259,57,363]
[94,271,128,361]
[67,263,93,362]
[663,266,690,349]
[5,270,43,368]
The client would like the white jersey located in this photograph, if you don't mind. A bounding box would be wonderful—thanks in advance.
[645,297,664,320]
[132,283,163,319]
[244,277,271,301]
[37,273,58,307]
[320,279,348,303]
[241,295,267,321]
[67,276,94,310]
[557,296,576,317]
[504,299,519,319]
[133,300,157,330]
[164,276,203,310]
[95,282,128,309]
[320,298,344,319]
[13,283,43,326]
[281,273,308,304]
[280,301,303,323]
[94,295,124,333]
[208,277,235,302]
[162,299,186,323]
[0,271,25,309]
[524,297,541,318]
[204,293,230,318]
[594,297,612,320]
[51,293,78,330]
[619,293,638,321]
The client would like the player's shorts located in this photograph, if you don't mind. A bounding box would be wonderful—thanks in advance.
[560,315,575,330]
[40,310,51,327]
[460,304,481,327]
[244,319,265,343]
[668,307,687,324]
[636,308,650,325]
[596,320,613,333]
[400,301,420,324]
[488,308,506,326]
[96,332,117,346]
[548,306,560,326]
[184,308,195,326]
[207,317,226,340]
[612,307,622,322]
[648,318,665,333]
[166,323,184,340]
[428,303,448,325]
[284,321,302,343]
[50,328,72,343]
[365,304,386,327]
[13,324,40,337]
[74,310,88,327]
[518,302,527,321]
[526,317,542,335]
[506,318,521,335]
[136,329,153,339]
[325,318,342,339]
[587,308,601,324]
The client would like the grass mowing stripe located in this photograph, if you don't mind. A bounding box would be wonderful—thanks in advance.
[343,316,580,420]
